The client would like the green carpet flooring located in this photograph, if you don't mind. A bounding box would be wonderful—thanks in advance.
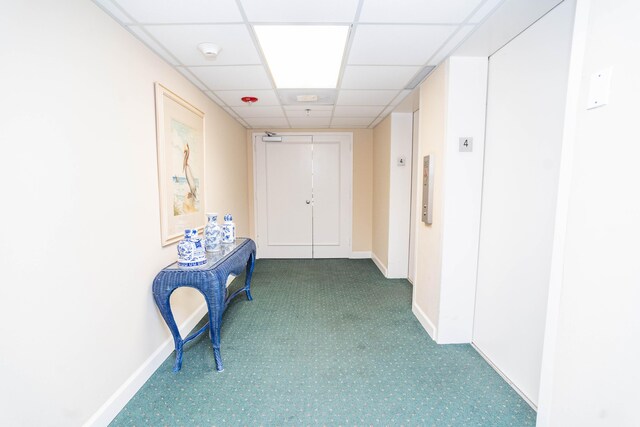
[111,259,535,426]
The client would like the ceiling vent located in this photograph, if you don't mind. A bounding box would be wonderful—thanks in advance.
[278,89,337,106]
[296,94,319,102]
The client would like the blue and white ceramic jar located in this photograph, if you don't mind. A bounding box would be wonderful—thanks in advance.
[204,213,222,252]
[190,228,206,257]
[222,214,236,244]
[177,229,207,268]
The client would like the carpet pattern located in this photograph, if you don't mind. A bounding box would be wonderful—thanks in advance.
[111,259,535,426]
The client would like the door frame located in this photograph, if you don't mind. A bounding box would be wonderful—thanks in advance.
[252,132,353,259]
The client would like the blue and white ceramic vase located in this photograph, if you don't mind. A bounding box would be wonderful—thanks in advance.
[204,213,222,252]
[222,214,236,244]
[191,229,207,259]
[177,229,207,268]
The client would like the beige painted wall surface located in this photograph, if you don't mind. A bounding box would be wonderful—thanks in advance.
[372,116,391,268]
[0,1,247,424]
[246,129,373,253]
[207,115,250,235]
[414,63,448,331]
[540,0,640,424]
[351,130,374,252]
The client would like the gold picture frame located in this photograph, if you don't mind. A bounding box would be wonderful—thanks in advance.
[154,83,205,246]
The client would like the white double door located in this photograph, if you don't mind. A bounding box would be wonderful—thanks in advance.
[254,133,352,258]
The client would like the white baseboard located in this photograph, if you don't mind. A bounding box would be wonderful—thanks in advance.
[412,302,437,341]
[85,276,236,427]
[371,252,388,277]
[350,251,371,259]
[471,343,537,411]
[385,264,408,279]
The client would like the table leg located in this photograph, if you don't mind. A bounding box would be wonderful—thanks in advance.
[173,341,184,372]
[244,251,255,301]
[206,283,226,372]
[153,289,184,372]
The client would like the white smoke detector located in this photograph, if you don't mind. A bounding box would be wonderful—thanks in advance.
[197,43,222,59]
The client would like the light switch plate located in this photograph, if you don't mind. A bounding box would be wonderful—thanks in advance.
[459,137,473,152]
[587,67,613,109]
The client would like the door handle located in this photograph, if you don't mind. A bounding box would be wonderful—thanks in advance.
[305,200,311,204]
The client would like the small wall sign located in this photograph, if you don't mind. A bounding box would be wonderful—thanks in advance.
[459,137,473,152]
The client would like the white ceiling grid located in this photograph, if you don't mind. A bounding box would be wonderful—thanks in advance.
[93,0,505,129]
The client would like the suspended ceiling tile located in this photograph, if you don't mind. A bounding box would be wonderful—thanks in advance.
[428,25,475,65]
[114,0,243,23]
[333,106,385,117]
[175,67,208,90]
[288,118,331,128]
[348,25,457,65]
[336,90,399,106]
[188,65,272,90]
[331,117,376,127]
[93,0,133,24]
[143,24,261,66]
[232,106,285,118]
[468,0,506,24]
[239,0,360,23]
[243,117,290,128]
[359,0,483,24]
[285,109,332,118]
[214,89,281,106]
[128,26,179,65]
[341,65,421,90]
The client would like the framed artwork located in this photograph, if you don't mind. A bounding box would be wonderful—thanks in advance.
[154,83,205,246]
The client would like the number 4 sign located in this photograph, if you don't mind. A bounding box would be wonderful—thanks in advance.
[459,137,473,152]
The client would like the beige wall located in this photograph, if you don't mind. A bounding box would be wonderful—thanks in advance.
[246,128,373,253]
[0,1,248,424]
[207,113,251,237]
[413,62,448,332]
[352,130,374,252]
[372,116,391,267]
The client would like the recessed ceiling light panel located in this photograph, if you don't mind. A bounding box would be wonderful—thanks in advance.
[254,25,349,89]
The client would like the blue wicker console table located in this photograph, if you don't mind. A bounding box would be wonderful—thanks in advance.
[152,238,256,372]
